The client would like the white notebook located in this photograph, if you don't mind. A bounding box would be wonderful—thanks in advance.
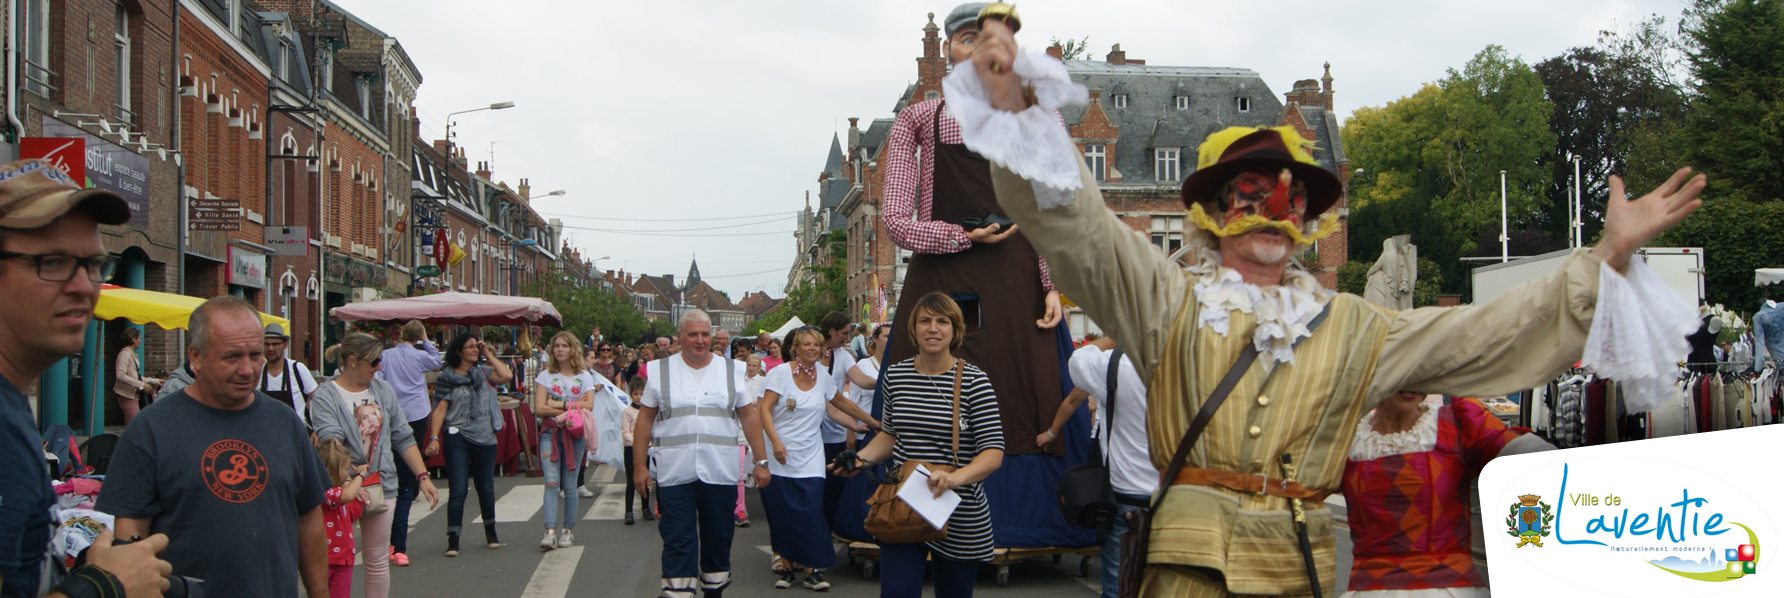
[895,463,962,530]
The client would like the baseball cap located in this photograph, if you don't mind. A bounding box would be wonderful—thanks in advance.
[0,159,131,229]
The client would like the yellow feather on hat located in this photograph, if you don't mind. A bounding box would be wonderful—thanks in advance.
[1195,126,1321,170]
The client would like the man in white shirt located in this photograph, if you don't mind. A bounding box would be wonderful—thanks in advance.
[633,309,770,598]
[260,323,318,426]
[1039,337,1158,598]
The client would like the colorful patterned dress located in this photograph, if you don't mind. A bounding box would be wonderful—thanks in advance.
[1340,398,1526,596]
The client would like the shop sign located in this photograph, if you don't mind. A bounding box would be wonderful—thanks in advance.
[37,118,152,227]
[265,226,310,256]
[228,247,267,289]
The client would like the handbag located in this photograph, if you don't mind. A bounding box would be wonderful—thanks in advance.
[361,472,388,514]
[1116,306,1329,597]
[1057,347,1125,528]
[863,359,963,545]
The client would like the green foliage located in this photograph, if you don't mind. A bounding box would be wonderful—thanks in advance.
[1337,261,1369,296]
[1049,36,1092,61]
[1655,196,1784,311]
[522,276,657,347]
[1344,46,1555,294]
[1681,0,1784,202]
[744,229,847,337]
[1534,16,1689,247]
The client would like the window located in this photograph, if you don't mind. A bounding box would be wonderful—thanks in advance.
[1176,96,1188,110]
[1113,94,1128,109]
[278,40,293,82]
[1237,97,1252,112]
[114,4,132,123]
[320,51,334,91]
[1083,144,1106,182]
[21,0,51,96]
[356,77,371,119]
[1155,148,1180,182]
[1151,215,1185,254]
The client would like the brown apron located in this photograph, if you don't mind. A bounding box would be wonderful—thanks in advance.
[883,101,1063,456]
[262,357,301,413]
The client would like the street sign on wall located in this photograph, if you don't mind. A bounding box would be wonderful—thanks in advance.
[188,198,241,231]
[38,118,152,228]
[265,226,310,256]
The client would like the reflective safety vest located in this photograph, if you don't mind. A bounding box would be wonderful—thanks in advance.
[651,356,738,450]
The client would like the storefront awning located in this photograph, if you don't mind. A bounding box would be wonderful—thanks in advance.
[95,285,291,334]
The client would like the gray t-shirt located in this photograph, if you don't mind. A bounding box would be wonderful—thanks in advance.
[96,389,328,598]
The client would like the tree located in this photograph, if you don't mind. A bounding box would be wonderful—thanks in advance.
[523,276,657,347]
[1535,17,1689,247]
[1681,0,1784,202]
[1656,196,1784,310]
[745,229,847,336]
[1344,45,1555,295]
[1049,36,1091,60]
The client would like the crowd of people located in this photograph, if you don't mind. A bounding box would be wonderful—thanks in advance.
[0,3,1718,598]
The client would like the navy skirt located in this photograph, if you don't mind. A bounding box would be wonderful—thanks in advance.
[761,475,836,568]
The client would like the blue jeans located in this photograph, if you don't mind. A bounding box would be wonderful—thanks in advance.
[444,433,497,534]
[391,419,429,553]
[1100,496,1148,598]
[656,482,736,597]
[540,429,585,530]
[880,541,978,598]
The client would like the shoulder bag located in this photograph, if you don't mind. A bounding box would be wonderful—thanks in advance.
[1057,347,1125,528]
[1116,306,1329,597]
[863,359,963,545]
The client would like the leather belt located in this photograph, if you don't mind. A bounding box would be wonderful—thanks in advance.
[1172,467,1331,502]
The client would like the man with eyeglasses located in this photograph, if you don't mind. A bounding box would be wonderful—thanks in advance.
[0,159,175,598]
[260,323,318,427]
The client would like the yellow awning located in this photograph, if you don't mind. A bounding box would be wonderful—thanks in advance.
[95,285,290,334]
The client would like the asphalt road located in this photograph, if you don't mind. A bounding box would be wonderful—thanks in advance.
[373,465,1357,597]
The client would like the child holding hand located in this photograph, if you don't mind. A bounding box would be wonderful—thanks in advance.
[316,439,368,598]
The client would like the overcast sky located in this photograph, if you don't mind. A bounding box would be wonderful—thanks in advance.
[333,0,1691,300]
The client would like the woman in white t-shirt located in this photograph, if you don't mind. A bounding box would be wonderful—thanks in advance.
[756,327,880,591]
[844,324,890,423]
[532,331,597,551]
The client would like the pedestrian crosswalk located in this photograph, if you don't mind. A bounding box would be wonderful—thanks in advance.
[471,484,545,523]
[517,546,584,598]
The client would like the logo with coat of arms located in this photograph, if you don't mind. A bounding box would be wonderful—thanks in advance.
[1507,494,1554,548]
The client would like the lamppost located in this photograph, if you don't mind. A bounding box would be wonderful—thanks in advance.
[443,101,515,158]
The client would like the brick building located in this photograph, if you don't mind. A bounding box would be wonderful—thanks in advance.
[8,0,182,432]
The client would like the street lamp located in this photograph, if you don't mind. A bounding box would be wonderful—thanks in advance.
[529,189,565,199]
[443,101,515,156]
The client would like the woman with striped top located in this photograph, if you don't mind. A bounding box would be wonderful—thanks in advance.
[833,292,1005,598]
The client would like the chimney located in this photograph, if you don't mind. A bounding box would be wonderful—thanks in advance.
[1045,44,1063,61]
[1106,43,1125,66]
[433,139,449,155]
[412,107,421,138]
[452,148,467,168]
[665,274,675,287]
[915,13,945,102]
[1320,62,1335,110]
[847,118,861,151]
[518,178,531,200]
[475,161,491,180]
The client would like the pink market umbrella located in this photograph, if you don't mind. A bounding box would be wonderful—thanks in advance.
[329,292,562,328]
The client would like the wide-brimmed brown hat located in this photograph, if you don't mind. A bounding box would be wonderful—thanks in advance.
[1179,127,1342,217]
[0,159,130,229]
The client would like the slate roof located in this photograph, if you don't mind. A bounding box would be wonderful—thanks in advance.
[1059,61,1301,186]
[823,134,847,179]
[255,13,314,96]
[859,118,894,161]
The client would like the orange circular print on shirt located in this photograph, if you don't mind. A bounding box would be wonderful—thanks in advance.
[201,439,268,503]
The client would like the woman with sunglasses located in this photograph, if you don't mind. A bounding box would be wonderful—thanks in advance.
[756,327,881,591]
[311,332,439,598]
[588,342,619,385]
[425,334,515,556]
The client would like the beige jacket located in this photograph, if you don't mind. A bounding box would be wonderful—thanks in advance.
[113,348,161,398]
[993,159,1601,594]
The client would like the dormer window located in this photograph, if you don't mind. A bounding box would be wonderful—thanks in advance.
[1237,97,1252,112]
[1114,94,1128,109]
[1175,96,1188,110]
[1155,148,1181,182]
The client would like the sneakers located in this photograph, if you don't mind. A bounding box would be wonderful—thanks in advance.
[774,570,797,589]
[556,529,575,548]
[445,532,460,557]
[625,511,635,525]
[390,551,410,567]
[540,530,558,551]
[803,570,830,592]
[736,517,751,528]
[486,524,502,549]
[578,485,595,498]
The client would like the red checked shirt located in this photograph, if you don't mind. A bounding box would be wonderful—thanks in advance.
[882,98,1054,291]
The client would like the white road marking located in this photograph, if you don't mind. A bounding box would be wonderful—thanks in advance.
[408,483,448,528]
[583,483,628,520]
[472,484,545,523]
[586,464,620,485]
[518,546,584,598]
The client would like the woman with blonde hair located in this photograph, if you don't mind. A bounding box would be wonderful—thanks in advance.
[311,332,439,598]
[533,331,597,549]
